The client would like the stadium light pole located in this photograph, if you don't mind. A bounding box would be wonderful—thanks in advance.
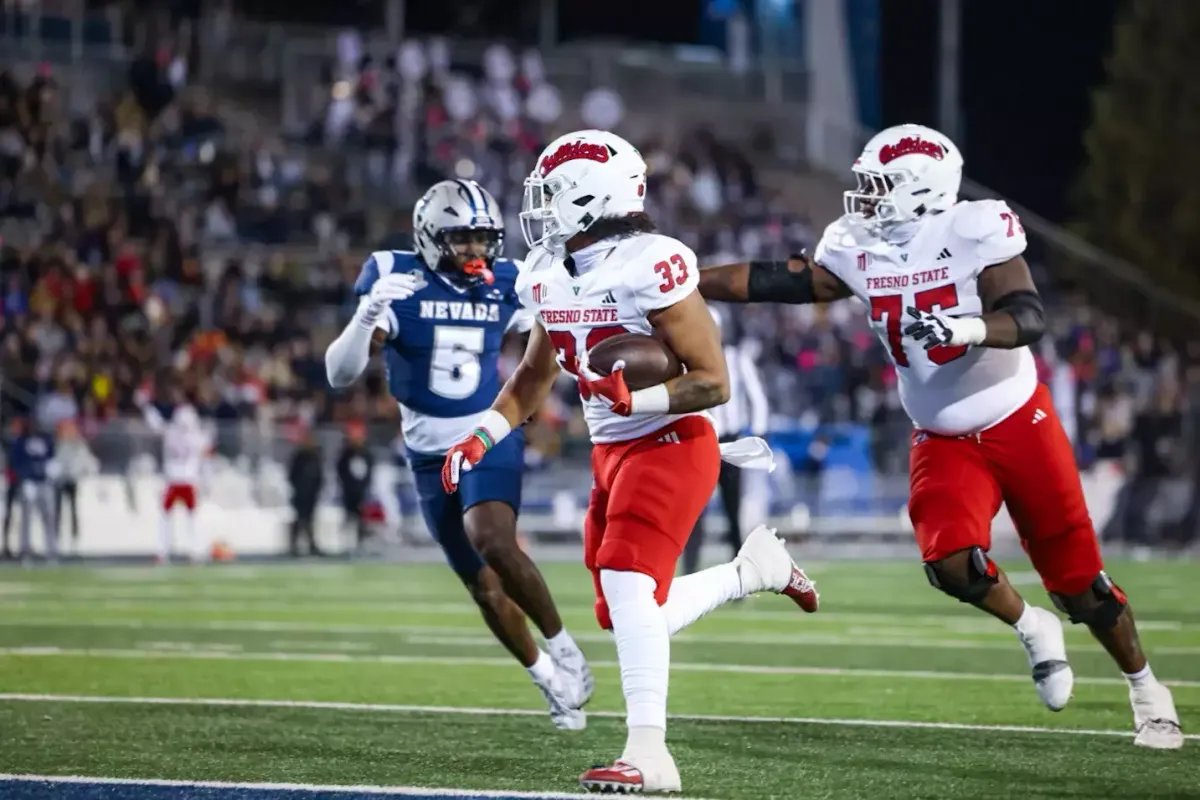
[937,0,962,146]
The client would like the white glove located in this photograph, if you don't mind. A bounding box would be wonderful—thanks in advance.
[360,273,422,326]
[903,306,987,350]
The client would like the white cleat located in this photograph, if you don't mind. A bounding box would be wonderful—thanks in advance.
[579,752,682,794]
[550,644,595,710]
[1131,681,1184,749]
[733,525,819,612]
[1015,606,1074,711]
[533,669,587,731]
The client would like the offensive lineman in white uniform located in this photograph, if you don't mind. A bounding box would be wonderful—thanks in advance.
[440,130,819,793]
[699,123,1182,749]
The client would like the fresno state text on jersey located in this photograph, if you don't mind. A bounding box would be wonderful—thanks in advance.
[354,250,529,453]
[517,234,699,444]
[816,199,1035,435]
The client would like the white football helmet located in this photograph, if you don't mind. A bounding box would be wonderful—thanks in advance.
[412,179,504,285]
[844,124,963,228]
[520,129,647,253]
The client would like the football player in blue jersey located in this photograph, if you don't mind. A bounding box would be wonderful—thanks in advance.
[325,179,593,729]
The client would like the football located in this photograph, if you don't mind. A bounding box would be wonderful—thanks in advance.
[586,333,683,391]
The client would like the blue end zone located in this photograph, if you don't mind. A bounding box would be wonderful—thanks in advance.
[0,778,595,800]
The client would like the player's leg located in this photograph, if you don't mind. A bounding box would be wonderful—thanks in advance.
[181,486,203,563]
[38,483,57,563]
[992,387,1182,747]
[157,486,177,563]
[459,431,589,697]
[910,430,1074,711]
[412,454,584,730]
[581,418,719,794]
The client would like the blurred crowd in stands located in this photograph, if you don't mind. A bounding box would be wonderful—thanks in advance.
[0,29,1197,546]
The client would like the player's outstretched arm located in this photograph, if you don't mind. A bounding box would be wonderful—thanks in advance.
[325,312,389,388]
[646,290,730,413]
[698,253,852,304]
[441,321,559,493]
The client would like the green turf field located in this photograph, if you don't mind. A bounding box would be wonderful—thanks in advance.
[0,558,1196,798]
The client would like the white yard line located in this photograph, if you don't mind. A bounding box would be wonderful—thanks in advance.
[2,646,1199,688]
[3,618,1196,652]
[0,773,620,799]
[1,693,1195,741]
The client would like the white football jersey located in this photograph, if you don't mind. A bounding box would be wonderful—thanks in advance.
[815,199,1037,435]
[517,233,703,444]
[162,424,210,484]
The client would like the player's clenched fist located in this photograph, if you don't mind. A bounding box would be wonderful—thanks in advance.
[441,431,490,493]
[362,273,422,324]
[578,358,633,416]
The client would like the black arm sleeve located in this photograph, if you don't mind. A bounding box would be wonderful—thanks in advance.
[747,259,816,304]
[990,289,1045,346]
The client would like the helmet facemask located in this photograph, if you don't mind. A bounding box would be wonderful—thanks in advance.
[520,171,609,253]
[434,228,503,286]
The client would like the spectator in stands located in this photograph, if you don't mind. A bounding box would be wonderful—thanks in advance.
[336,420,373,552]
[287,425,325,557]
[53,418,99,552]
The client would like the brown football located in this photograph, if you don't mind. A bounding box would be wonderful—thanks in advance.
[587,333,683,391]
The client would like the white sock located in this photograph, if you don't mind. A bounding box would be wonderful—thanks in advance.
[621,724,667,764]
[185,512,199,559]
[662,562,743,636]
[1124,663,1154,687]
[157,515,172,559]
[1012,602,1038,637]
[547,628,581,658]
[601,569,670,732]
[526,649,555,683]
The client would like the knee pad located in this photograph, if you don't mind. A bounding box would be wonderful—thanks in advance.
[1049,572,1128,628]
[924,546,999,604]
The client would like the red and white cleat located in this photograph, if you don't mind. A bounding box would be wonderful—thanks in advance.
[734,525,820,613]
[579,759,681,794]
[782,563,820,613]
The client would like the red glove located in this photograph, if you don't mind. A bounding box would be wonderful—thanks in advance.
[441,432,489,493]
[578,359,633,417]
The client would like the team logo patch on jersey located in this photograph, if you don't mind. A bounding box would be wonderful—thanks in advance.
[878,136,945,165]
[857,253,869,271]
[532,283,548,303]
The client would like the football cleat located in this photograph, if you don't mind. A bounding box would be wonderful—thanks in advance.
[1014,606,1074,712]
[580,756,681,794]
[734,525,819,612]
[551,646,595,710]
[533,669,587,731]
[1131,681,1184,749]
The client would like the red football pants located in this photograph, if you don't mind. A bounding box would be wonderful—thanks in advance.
[585,415,720,630]
[908,384,1102,595]
[163,483,197,511]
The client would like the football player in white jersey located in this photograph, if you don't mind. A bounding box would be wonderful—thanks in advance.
[699,123,1182,749]
[440,130,819,793]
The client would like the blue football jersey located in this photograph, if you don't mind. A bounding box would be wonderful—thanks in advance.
[354,250,528,454]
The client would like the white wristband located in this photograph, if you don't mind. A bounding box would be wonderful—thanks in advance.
[957,317,988,346]
[474,409,513,449]
[629,384,671,415]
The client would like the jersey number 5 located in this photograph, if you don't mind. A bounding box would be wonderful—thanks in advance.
[870,285,968,367]
[430,326,485,399]
[654,254,689,293]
